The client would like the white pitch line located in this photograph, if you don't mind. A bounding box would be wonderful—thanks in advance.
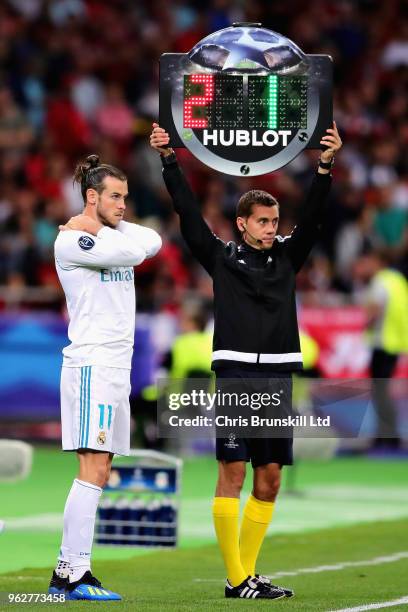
[270,551,408,579]
[1,514,62,531]
[193,551,408,582]
[329,595,408,611]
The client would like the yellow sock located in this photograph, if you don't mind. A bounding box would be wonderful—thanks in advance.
[212,497,247,587]
[239,494,275,577]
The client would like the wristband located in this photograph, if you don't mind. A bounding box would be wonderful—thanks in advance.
[318,157,335,170]
[161,151,177,166]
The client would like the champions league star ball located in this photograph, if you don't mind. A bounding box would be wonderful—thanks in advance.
[188,23,308,75]
[160,22,333,176]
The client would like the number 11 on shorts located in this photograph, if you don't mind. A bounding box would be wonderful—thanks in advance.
[98,404,112,430]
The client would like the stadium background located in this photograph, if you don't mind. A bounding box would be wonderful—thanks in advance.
[0,0,407,610]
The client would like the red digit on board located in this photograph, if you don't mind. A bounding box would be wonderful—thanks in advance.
[183,74,214,128]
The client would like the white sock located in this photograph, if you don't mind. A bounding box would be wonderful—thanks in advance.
[61,478,102,583]
[55,509,71,577]
[55,560,70,579]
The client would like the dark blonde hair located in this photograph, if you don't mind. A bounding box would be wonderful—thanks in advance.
[73,154,127,202]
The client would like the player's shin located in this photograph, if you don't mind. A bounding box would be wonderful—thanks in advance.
[63,479,102,582]
[212,497,247,586]
[55,512,71,578]
[239,494,275,576]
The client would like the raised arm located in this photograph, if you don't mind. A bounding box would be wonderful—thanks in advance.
[150,123,221,275]
[284,171,332,272]
[285,121,342,272]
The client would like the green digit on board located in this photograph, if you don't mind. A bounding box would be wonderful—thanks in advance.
[268,75,278,129]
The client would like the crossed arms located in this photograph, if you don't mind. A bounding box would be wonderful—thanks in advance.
[55,220,162,269]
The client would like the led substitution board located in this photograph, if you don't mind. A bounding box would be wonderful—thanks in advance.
[159,23,332,176]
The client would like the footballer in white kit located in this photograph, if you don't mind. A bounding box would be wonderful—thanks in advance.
[56,219,160,455]
[49,154,161,601]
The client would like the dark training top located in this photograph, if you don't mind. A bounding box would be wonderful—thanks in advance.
[162,153,332,372]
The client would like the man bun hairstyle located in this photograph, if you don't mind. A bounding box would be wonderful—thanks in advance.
[236,189,279,218]
[73,154,127,202]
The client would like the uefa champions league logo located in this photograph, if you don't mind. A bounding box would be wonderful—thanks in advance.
[225,433,239,449]
[188,24,307,74]
[78,235,96,250]
[160,23,333,176]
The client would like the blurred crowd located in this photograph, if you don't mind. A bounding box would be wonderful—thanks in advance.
[0,0,407,313]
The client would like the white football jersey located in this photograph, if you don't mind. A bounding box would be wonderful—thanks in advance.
[55,221,162,369]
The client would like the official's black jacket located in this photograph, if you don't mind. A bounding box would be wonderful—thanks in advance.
[162,155,332,372]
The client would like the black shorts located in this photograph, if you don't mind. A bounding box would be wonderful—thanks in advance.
[216,436,293,468]
[215,368,293,468]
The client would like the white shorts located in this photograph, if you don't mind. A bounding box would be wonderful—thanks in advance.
[61,366,131,456]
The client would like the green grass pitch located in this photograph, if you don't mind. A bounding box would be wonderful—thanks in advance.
[0,449,407,610]
[1,520,408,611]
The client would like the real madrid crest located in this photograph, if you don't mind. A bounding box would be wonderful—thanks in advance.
[97,431,106,445]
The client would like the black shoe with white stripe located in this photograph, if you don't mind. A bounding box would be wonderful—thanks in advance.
[225,576,285,599]
[255,574,295,597]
